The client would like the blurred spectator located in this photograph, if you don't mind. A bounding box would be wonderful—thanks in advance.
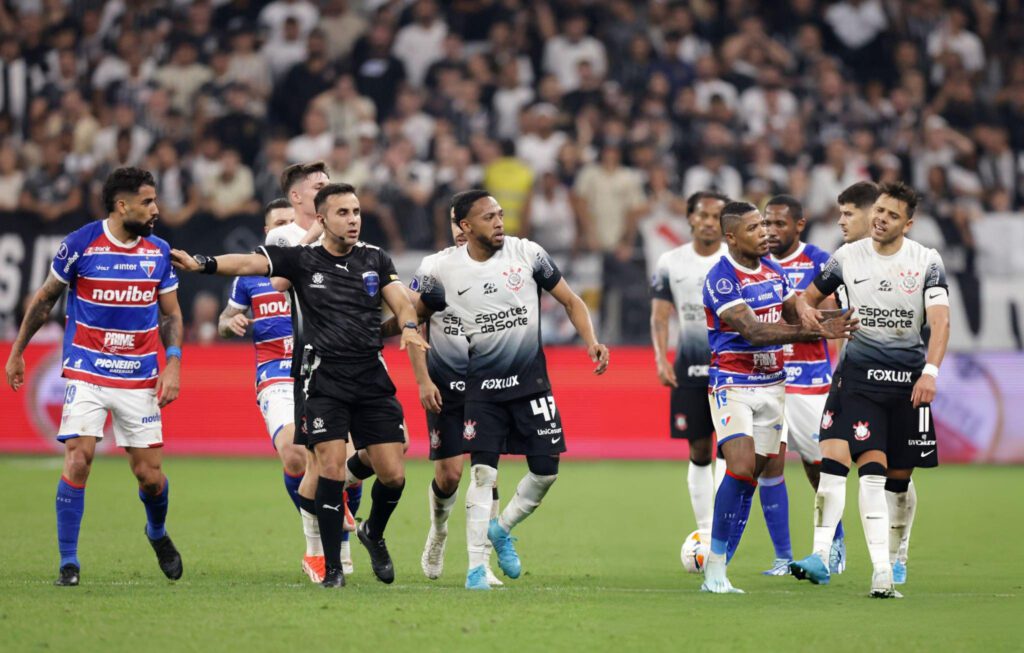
[524,171,579,256]
[200,148,258,219]
[0,141,24,210]
[926,6,985,83]
[574,144,644,253]
[259,0,319,44]
[682,147,743,200]
[320,0,368,63]
[327,139,371,191]
[155,40,212,115]
[393,0,447,89]
[270,29,333,132]
[516,103,567,175]
[19,139,82,222]
[210,83,264,167]
[542,12,607,93]
[148,139,199,229]
[353,23,406,119]
[312,73,376,147]
[261,16,307,81]
[93,102,153,167]
[286,106,333,164]
[226,29,271,100]
[483,139,533,237]
[806,137,870,221]
[188,291,220,344]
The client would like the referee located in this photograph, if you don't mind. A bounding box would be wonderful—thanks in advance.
[171,183,429,588]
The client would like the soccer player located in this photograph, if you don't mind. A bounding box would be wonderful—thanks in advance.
[413,190,610,590]
[835,181,920,581]
[790,181,949,598]
[397,219,503,586]
[5,167,184,586]
[650,191,729,544]
[171,183,429,589]
[217,200,309,529]
[757,194,845,576]
[701,201,856,594]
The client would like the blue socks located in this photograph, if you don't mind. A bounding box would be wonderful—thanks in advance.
[341,482,363,543]
[283,471,303,511]
[139,479,169,541]
[56,477,85,568]
[835,518,845,542]
[759,475,792,560]
[726,483,755,563]
[711,471,757,559]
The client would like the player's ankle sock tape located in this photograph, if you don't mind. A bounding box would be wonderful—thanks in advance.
[471,451,500,468]
[858,462,887,477]
[365,478,405,539]
[315,477,346,567]
[299,495,317,516]
[525,454,559,476]
[689,457,713,467]
[431,478,457,500]
[885,478,911,493]
[346,455,375,482]
[821,458,850,477]
[491,486,499,501]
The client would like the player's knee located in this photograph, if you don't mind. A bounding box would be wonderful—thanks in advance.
[436,465,462,494]
[279,443,305,476]
[762,453,785,478]
[887,467,912,481]
[133,465,164,494]
[63,449,93,481]
[317,459,346,481]
[688,437,713,466]
[378,468,405,488]
[526,455,559,476]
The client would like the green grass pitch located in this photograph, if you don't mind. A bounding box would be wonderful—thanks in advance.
[0,457,1019,652]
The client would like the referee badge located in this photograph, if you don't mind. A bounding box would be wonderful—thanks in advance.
[362,271,380,296]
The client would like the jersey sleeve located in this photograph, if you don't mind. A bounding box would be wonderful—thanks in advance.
[703,266,744,316]
[258,245,299,281]
[813,248,846,296]
[410,254,435,293]
[923,248,950,308]
[50,232,87,284]
[775,261,795,301]
[265,225,294,247]
[526,240,562,291]
[650,253,673,301]
[378,250,402,287]
[228,277,250,310]
[418,266,447,312]
[158,245,179,294]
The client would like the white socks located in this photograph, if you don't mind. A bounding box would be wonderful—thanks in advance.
[886,478,917,564]
[300,507,323,556]
[859,474,890,572]
[812,472,847,559]
[429,483,459,532]
[498,472,557,532]
[466,465,497,569]
[688,461,715,541]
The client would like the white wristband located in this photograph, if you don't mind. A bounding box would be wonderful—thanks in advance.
[921,364,939,378]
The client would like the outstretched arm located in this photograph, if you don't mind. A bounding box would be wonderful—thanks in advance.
[218,304,252,338]
[548,278,609,374]
[719,302,857,346]
[5,274,66,390]
[650,298,677,387]
[911,304,950,408]
[170,249,271,277]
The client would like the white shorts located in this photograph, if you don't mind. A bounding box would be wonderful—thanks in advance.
[709,384,785,457]
[258,383,295,445]
[57,380,162,448]
[781,392,828,463]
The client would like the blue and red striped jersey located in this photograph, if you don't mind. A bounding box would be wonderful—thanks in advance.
[228,276,293,392]
[703,253,794,390]
[52,220,177,389]
[773,242,833,394]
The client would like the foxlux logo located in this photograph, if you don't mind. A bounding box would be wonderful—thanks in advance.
[868,369,912,383]
[481,375,519,390]
[91,286,155,303]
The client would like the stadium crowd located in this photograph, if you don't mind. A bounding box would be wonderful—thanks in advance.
[1,0,1022,341]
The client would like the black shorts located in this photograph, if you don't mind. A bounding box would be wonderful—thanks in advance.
[670,385,715,441]
[292,375,308,446]
[463,392,566,456]
[302,357,405,451]
[426,396,466,461]
[820,385,937,469]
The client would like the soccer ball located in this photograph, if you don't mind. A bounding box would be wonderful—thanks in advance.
[680,530,708,574]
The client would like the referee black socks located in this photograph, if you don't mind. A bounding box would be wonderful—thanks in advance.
[365,479,405,540]
[315,477,347,570]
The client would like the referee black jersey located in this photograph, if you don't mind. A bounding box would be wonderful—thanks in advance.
[258,242,402,361]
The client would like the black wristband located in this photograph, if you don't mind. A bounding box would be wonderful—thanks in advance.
[195,254,218,274]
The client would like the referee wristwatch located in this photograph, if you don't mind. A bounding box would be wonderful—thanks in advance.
[402,321,418,331]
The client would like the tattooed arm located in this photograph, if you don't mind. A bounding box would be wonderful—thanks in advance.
[156,290,184,407]
[6,274,66,391]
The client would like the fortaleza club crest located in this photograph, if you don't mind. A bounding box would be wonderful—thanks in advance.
[853,421,871,441]
[503,267,525,292]
[463,420,477,440]
[429,429,441,449]
[140,260,156,277]
[362,270,379,296]
[899,269,920,294]
[821,410,834,430]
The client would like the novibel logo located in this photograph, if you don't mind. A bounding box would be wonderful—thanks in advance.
[95,358,143,372]
[257,300,289,316]
[756,305,782,323]
[91,285,155,303]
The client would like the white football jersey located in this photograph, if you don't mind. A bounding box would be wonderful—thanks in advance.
[650,242,727,387]
[419,236,562,401]
[265,222,308,248]
[815,237,948,385]
[264,221,309,366]
[411,246,469,399]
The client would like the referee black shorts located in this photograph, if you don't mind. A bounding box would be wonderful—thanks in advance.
[292,375,308,447]
[302,356,405,451]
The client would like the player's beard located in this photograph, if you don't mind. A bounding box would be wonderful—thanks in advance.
[124,216,157,238]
